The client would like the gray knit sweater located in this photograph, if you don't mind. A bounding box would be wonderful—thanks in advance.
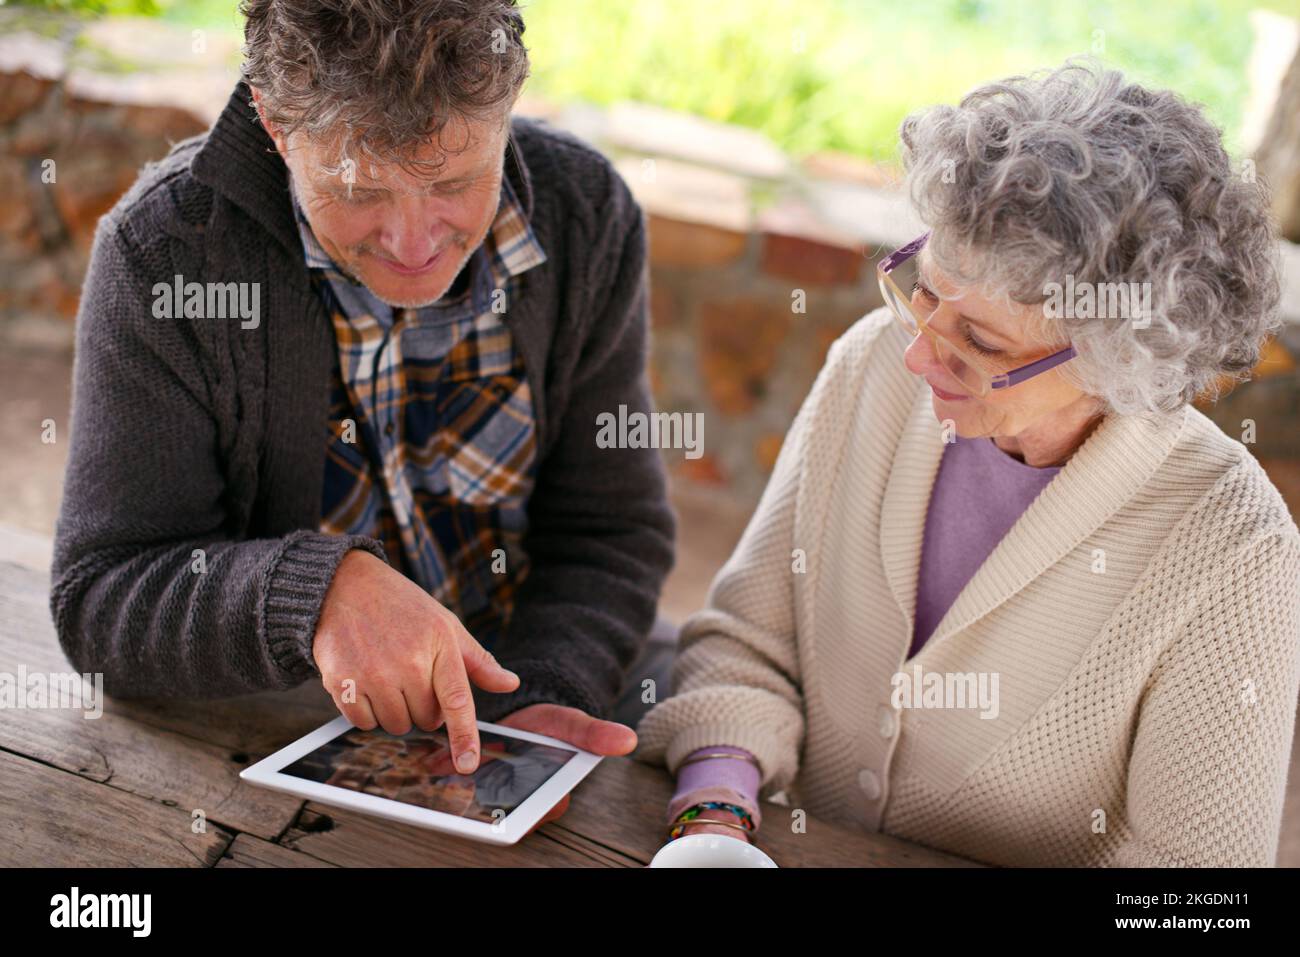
[49,81,675,722]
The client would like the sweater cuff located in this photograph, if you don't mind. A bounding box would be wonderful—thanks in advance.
[263,531,389,683]
[673,746,761,802]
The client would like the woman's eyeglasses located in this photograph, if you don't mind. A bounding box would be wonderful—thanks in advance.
[877,231,1076,398]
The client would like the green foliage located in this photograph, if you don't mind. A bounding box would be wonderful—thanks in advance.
[6,0,162,15]
[3,0,237,21]
[16,0,1300,161]
[521,0,1300,160]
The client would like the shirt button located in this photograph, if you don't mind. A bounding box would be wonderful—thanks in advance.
[857,769,881,800]
[384,422,395,436]
[877,705,896,739]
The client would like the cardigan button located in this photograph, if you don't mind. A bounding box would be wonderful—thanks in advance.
[877,705,896,739]
[857,769,881,800]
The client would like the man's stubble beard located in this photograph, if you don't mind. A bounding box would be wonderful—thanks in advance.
[364,241,478,309]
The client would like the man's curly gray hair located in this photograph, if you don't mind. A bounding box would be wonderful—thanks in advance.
[240,0,529,177]
[899,58,1283,415]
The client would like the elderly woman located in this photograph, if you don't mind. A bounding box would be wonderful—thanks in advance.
[635,60,1300,867]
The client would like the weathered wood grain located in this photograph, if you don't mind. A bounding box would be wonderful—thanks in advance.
[0,561,308,840]
[217,833,336,868]
[280,805,609,867]
[0,748,232,867]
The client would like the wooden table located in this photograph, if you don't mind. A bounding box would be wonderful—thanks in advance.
[0,558,978,868]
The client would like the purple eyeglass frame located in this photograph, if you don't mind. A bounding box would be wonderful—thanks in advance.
[878,231,1077,390]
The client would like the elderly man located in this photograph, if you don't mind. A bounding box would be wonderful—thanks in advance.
[49,0,675,818]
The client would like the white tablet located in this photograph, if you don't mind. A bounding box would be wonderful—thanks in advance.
[239,715,602,845]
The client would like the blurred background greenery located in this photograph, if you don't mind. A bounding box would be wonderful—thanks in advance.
[9,0,1300,160]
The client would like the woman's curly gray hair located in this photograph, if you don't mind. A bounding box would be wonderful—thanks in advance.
[240,0,529,177]
[900,58,1283,415]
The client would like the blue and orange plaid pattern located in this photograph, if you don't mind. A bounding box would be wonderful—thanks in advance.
[291,175,548,646]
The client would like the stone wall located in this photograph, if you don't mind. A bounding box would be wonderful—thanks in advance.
[631,152,895,500]
[0,16,231,343]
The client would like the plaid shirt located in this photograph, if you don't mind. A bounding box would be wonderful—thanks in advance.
[291,177,548,645]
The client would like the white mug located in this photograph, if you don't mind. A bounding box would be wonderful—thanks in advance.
[648,833,778,868]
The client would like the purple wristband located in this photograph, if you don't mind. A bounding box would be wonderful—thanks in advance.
[669,745,761,822]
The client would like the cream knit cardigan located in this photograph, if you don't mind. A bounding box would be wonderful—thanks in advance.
[636,306,1300,867]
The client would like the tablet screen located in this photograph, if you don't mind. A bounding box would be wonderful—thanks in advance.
[281,726,576,824]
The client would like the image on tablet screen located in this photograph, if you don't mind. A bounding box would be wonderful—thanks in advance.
[281,726,575,823]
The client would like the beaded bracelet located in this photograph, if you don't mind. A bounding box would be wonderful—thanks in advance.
[667,800,756,841]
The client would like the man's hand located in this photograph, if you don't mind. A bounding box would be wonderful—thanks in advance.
[495,703,638,832]
[312,549,520,774]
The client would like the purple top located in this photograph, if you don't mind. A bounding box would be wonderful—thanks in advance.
[670,435,1062,831]
[910,435,1060,655]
